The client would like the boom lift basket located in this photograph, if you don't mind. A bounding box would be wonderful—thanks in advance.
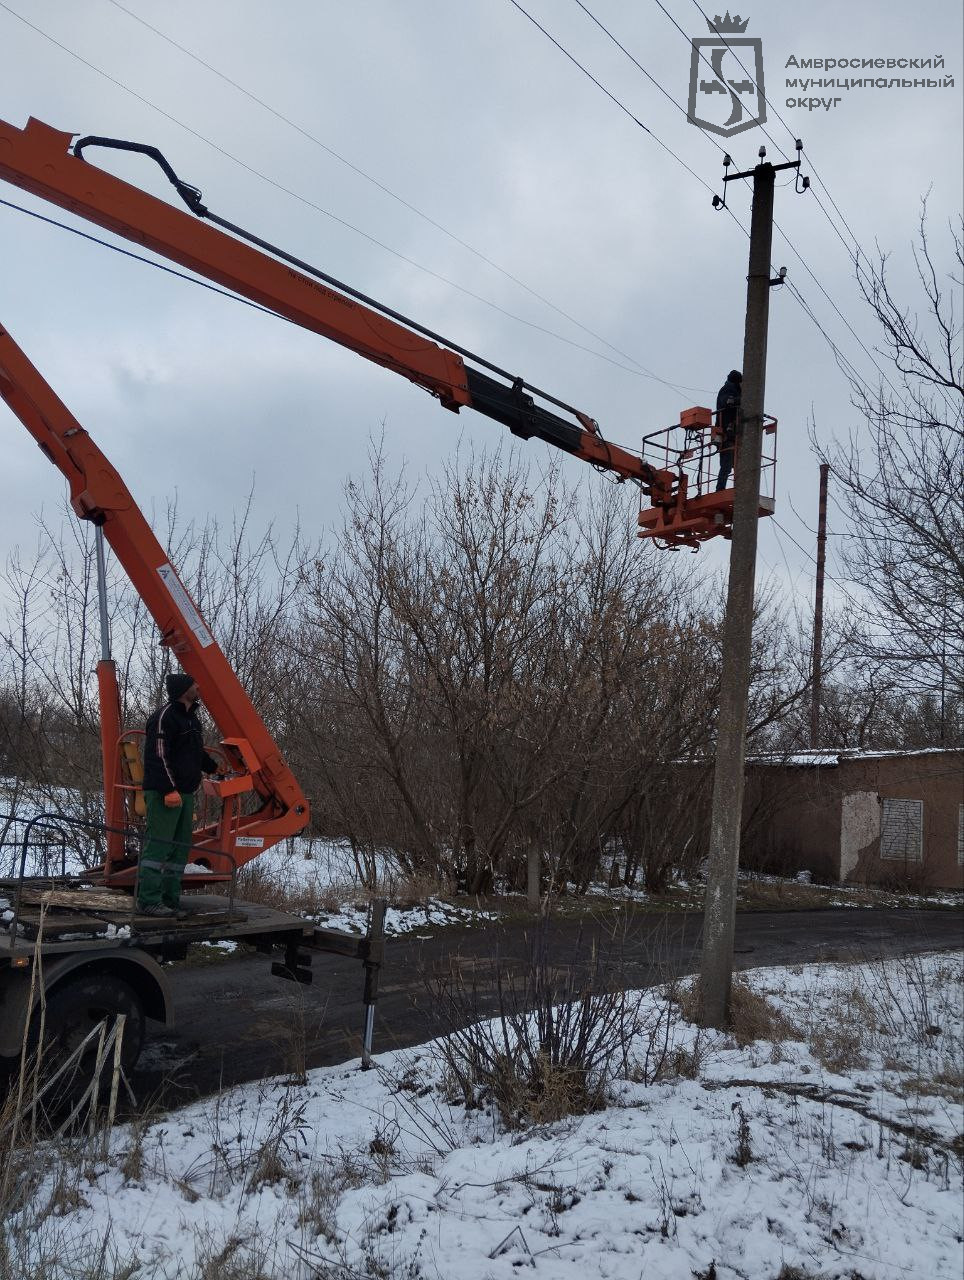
[637,408,777,549]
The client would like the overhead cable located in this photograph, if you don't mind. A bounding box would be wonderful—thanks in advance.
[507,0,718,197]
[103,0,681,386]
[0,0,700,396]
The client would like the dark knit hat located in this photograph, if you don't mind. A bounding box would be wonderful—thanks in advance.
[166,672,196,702]
[728,370,743,382]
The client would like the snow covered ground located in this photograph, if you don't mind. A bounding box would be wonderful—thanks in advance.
[4,951,962,1279]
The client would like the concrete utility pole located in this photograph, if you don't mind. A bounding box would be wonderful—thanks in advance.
[699,146,806,1028]
[810,462,830,748]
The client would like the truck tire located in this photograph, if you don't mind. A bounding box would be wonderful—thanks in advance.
[31,972,146,1108]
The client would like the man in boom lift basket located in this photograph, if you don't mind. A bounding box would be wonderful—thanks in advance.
[715,369,742,491]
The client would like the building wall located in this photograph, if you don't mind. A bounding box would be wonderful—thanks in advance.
[843,753,964,890]
[741,766,842,881]
[742,750,964,890]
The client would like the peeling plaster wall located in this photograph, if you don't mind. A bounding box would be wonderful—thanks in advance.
[839,791,880,882]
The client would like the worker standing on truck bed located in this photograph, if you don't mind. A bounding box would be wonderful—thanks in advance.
[138,672,219,917]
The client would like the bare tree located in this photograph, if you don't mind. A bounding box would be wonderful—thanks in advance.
[289,442,733,896]
[820,207,963,738]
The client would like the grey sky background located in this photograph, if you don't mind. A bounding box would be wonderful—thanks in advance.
[1,1,961,615]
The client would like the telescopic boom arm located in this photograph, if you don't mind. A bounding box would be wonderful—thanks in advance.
[0,113,732,882]
[0,116,674,496]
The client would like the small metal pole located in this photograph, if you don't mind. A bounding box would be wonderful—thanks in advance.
[361,1006,376,1067]
[360,898,387,1070]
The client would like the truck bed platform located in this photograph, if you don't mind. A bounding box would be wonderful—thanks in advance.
[0,881,372,962]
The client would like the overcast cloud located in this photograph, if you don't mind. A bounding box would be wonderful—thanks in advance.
[0,0,961,604]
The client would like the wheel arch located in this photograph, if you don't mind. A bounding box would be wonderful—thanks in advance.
[0,949,173,1059]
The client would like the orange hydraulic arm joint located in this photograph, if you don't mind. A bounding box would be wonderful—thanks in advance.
[0,322,309,883]
[0,116,675,501]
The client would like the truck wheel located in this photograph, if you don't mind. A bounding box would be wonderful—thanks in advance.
[31,972,146,1107]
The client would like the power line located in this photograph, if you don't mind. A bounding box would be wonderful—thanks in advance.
[0,0,701,397]
[102,0,685,388]
[771,226,911,406]
[0,194,668,465]
[5,0,931,437]
[514,0,887,429]
[656,0,956,427]
[783,282,882,407]
[516,0,911,446]
[507,0,719,198]
[647,0,928,416]
[0,195,280,318]
[571,0,730,160]
[681,0,962,434]
[569,0,912,423]
[772,519,818,565]
[653,0,794,164]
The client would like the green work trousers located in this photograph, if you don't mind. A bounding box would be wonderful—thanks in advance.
[138,790,195,908]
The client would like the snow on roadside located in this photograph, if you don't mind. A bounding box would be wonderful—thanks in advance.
[311,897,498,937]
[5,952,962,1279]
[240,840,499,934]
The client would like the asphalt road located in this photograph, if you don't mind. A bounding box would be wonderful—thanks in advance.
[134,907,963,1106]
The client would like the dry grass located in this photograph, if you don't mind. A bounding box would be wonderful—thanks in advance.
[737,879,843,910]
[389,869,450,908]
[216,862,344,917]
[803,953,964,1086]
[727,978,795,1047]
[676,975,794,1047]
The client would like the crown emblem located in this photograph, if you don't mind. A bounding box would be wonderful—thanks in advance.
[708,12,749,33]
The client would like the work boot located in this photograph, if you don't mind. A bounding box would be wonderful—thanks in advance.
[138,903,176,918]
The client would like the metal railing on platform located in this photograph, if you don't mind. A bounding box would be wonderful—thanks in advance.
[1,807,239,952]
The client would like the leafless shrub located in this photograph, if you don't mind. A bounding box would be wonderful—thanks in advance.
[647,1027,719,1083]
[279,443,735,898]
[806,953,964,1091]
[428,920,672,1128]
[860,951,944,1044]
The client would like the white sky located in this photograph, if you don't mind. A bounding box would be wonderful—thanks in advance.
[0,0,961,611]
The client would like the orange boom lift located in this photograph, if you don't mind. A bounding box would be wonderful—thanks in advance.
[0,114,776,888]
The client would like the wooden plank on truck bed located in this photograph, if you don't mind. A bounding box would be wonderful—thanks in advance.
[14,910,116,939]
[21,888,133,913]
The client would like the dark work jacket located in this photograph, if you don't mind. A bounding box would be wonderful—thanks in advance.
[143,699,218,794]
[716,377,742,439]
